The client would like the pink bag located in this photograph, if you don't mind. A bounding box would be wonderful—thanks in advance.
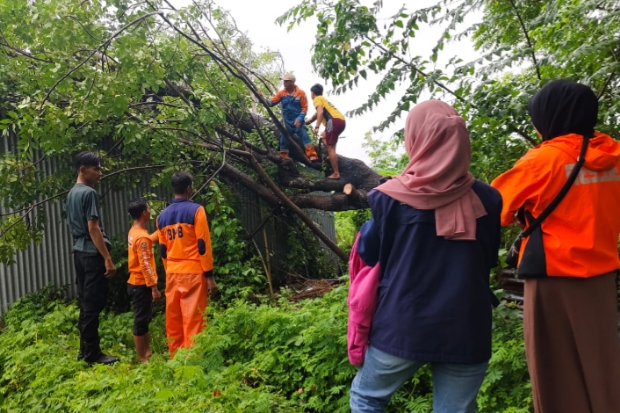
[347,233,380,366]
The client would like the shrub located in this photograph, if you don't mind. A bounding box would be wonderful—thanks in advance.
[0,286,531,412]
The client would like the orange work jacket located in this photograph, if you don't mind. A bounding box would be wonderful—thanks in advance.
[492,132,620,278]
[127,227,158,287]
[156,198,214,276]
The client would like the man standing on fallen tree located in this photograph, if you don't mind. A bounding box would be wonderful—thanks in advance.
[263,73,318,160]
[307,83,346,179]
[66,151,119,365]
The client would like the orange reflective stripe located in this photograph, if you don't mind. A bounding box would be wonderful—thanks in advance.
[127,228,158,286]
[297,88,308,116]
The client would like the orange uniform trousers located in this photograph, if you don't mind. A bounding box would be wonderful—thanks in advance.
[165,273,207,357]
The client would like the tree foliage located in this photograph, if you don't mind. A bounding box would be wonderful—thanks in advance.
[0,0,376,264]
[279,0,620,184]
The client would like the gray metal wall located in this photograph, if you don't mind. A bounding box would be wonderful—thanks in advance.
[0,178,166,311]
[0,134,337,312]
[220,180,338,279]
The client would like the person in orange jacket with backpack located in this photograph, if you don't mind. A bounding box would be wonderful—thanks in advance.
[156,171,217,357]
[492,80,620,413]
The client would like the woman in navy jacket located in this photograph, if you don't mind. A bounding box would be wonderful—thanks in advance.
[350,101,502,413]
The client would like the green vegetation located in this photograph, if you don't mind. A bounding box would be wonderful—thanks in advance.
[3,0,618,411]
[0,287,530,413]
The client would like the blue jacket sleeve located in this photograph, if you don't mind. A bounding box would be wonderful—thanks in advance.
[357,218,380,267]
[296,92,308,123]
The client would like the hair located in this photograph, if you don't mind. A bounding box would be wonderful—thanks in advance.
[74,151,101,172]
[171,171,194,194]
[128,198,149,220]
[310,84,324,96]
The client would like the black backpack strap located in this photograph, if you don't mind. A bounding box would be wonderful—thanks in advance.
[520,133,591,238]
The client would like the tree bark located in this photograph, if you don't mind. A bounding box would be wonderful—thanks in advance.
[289,191,369,210]
[248,156,349,261]
[343,183,368,207]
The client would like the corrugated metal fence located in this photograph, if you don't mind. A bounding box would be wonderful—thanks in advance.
[0,133,336,312]
[231,183,338,279]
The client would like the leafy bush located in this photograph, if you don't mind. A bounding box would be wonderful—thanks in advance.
[334,209,372,255]
[201,182,267,301]
[0,286,531,412]
[1,283,68,329]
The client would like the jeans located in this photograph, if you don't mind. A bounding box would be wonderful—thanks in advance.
[74,251,110,362]
[350,346,489,413]
[279,123,312,152]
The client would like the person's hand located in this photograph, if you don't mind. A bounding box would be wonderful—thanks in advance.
[515,218,525,230]
[104,257,116,279]
[206,277,218,298]
[294,119,301,128]
[314,126,320,135]
[514,210,525,229]
[151,286,162,303]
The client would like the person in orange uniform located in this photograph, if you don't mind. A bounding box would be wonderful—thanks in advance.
[306,83,346,179]
[491,80,620,413]
[156,171,217,357]
[264,73,319,160]
[127,198,161,362]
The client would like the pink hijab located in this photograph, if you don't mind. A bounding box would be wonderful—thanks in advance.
[376,100,487,240]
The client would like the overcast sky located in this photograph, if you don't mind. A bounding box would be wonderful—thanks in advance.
[171,0,481,164]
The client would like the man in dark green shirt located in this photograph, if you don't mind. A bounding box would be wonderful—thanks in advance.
[66,152,118,365]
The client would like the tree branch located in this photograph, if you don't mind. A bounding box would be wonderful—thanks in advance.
[150,3,312,165]
[243,212,273,240]
[598,72,615,100]
[191,133,228,200]
[288,192,369,211]
[507,0,541,81]
[0,42,54,64]
[0,205,36,238]
[366,36,468,105]
[41,11,163,108]
[248,156,348,261]
[508,124,538,146]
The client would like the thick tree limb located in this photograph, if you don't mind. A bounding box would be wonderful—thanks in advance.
[289,192,369,211]
[343,183,368,207]
[217,162,281,210]
[248,156,348,261]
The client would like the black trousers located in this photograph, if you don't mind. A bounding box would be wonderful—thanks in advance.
[127,284,153,336]
[74,251,109,362]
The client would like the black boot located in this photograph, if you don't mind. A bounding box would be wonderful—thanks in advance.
[87,354,119,366]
